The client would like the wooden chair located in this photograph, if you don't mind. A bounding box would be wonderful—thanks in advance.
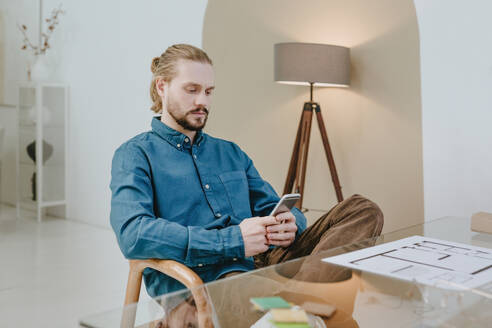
[122,259,214,328]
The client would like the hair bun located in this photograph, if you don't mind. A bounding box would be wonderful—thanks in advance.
[151,57,160,73]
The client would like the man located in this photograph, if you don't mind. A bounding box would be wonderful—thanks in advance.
[110,44,383,323]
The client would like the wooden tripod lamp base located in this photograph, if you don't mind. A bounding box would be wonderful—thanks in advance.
[283,102,343,209]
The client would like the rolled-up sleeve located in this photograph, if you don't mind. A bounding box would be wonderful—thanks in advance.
[110,143,244,267]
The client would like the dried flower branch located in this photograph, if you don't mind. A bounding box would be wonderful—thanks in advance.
[18,4,65,56]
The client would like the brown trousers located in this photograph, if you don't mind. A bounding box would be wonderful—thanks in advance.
[209,194,385,327]
[253,194,384,274]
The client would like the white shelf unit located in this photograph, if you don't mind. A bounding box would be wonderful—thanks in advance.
[16,83,69,222]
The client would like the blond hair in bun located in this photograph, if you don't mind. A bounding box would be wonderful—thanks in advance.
[150,57,160,74]
[149,44,212,113]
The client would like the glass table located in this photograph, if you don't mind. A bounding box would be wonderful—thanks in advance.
[80,216,492,327]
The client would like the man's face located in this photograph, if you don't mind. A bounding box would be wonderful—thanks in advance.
[162,59,215,131]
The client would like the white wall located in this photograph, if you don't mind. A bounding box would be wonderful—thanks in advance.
[414,0,492,220]
[0,0,39,105]
[2,0,208,226]
[0,105,16,205]
[0,1,37,206]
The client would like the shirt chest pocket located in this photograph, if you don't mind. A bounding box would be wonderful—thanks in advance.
[218,170,252,219]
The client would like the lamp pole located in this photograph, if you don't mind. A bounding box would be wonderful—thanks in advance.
[310,82,314,102]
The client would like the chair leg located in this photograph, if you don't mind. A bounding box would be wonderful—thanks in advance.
[124,264,143,306]
[121,263,144,328]
[190,286,214,328]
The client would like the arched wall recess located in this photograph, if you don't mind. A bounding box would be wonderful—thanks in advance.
[202,0,423,233]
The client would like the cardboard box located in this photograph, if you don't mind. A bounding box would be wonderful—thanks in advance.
[471,212,492,234]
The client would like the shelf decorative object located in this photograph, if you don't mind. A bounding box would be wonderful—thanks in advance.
[16,82,68,221]
[26,139,53,200]
[17,2,64,81]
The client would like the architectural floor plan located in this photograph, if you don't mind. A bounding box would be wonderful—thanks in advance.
[323,236,492,290]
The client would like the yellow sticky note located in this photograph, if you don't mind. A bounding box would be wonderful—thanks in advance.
[271,308,309,323]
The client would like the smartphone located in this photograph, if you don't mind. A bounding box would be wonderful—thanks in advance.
[269,193,301,219]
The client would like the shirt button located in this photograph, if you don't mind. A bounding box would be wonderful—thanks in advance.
[184,138,189,143]
[193,154,197,159]
[177,144,181,148]
[205,184,210,189]
[215,213,222,218]
[198,263,204,267]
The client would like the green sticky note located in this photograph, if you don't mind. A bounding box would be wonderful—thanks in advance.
[250,297,291,310]
[271,322,310,328]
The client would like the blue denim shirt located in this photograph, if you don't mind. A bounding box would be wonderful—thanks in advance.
[110,117,307,298]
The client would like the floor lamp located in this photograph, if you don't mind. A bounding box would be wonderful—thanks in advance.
[274,42,350,209]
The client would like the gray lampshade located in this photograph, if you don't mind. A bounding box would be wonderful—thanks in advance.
[274,42,350,87]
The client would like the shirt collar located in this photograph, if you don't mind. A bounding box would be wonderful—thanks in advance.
[151,116,204,150]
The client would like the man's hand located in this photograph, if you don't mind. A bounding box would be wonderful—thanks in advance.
[239,216,277,257]
[266,211,297,247]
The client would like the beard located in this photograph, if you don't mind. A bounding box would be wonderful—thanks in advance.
[166,95,209,132]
